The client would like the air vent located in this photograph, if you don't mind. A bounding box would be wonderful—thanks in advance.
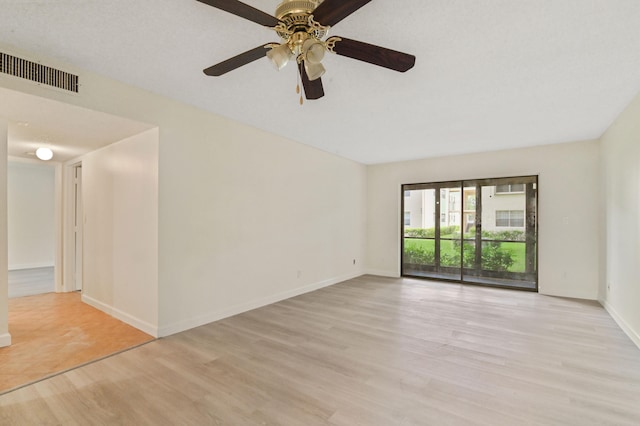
[0,51,79,93]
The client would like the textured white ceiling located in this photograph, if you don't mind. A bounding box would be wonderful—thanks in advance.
[1,0,639,164]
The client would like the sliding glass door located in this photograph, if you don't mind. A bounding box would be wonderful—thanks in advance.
[402,176,537,290]
[402,182,463,281]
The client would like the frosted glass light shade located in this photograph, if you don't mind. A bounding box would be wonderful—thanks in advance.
[305,61,325,81]
[35,147,53,161]
[266,44,293,70]
[304,39,325,64]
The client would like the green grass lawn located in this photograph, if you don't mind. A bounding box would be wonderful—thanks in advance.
[501,241,526,272]
[404,238,526,273]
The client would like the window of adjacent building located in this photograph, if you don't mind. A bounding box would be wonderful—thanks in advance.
[496,184,525,194]
[404,211,411,226]
[496,210,525,227]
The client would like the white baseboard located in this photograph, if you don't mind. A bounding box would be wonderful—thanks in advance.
[601,300,640,350]
[158,272,362,338]
[82,295,158,338]
[8,262,55,271]
[365,269,400,278]
[0,332,11,348]
[538,289,598,300]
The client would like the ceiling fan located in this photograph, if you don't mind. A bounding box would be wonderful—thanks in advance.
[197,0,416,101]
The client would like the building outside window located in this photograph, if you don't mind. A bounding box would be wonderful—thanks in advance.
[496,184,525,194]
[496,210,525,227]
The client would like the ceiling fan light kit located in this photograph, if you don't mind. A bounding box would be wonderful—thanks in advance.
[198,0,416,100]
[265,43,293,70]
[304,60,325,81]
[303,39,325,64]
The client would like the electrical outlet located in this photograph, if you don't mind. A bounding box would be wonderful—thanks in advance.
[353,259,356,265]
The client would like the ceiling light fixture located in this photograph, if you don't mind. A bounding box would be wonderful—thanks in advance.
[266,1,331,85]
[35,147,53,161]
[304,60,325,81]
[302,38,326,80]
[266,43,293,70]
[267,34,326,82]
[200,0,416,101]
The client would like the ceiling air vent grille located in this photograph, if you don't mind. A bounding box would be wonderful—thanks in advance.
[0,51,79,93]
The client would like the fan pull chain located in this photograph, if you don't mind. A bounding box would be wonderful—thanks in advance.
[297,66,304,106]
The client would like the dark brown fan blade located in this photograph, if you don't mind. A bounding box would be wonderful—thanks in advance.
[312,0,371,27]
[196,0,281,27]
[298,62,324,100]
[203,45,270,76]
[330,37,416,72]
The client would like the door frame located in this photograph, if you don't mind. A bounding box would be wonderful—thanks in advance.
[62,161,83,292]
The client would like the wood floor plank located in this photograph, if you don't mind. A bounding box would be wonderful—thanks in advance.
[1,276,639,425]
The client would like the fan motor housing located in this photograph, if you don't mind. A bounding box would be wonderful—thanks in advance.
[274,0,327,40]
[275,0,319,20]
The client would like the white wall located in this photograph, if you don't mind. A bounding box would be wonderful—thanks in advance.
[0,44,366,338]
[367,140,601,300]
[81,129,159,336]
[600,90,640,348]
[7,161,55,270]
[157,114,367,336]
[0,118,10,347]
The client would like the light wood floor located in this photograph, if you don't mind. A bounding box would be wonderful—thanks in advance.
[0,292,154,394]
[1,275,639,425]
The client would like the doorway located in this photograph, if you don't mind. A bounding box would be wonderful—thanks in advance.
[402,176,538,290]
[7,160,56,298]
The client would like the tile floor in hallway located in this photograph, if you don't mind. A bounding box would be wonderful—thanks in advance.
[1,292,154,394]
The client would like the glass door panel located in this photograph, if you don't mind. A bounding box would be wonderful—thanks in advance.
[402,183,463,281]
[402,188,437,276]
[437,185,463,280]
[462,183,479,272]
[461,177,537,289]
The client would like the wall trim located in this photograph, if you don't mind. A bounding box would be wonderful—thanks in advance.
[82,295,158,338]
[8,262,54,271]
[0,332,11,348]
[538,287,597,301]
[365,269,400,278]
[158,272,362,338]
[601,299,640,350]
